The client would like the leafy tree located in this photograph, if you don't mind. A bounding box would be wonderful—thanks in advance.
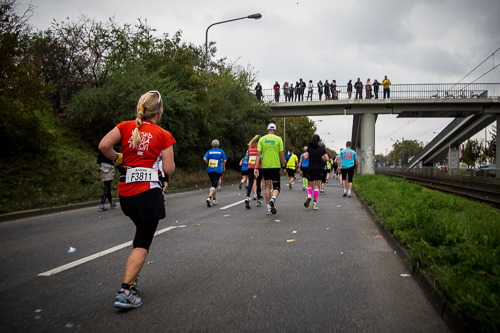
[461,139,481,167]
[66,25,270,170]
[272,116,316,154]
[389,139,424,166]
[375,153,389,166]
[0,0,54,158]
[0,0,54,109]
[33,15,164,112]
[485,126,496,163]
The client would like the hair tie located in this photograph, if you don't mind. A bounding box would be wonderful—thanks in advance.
[138,115,142,119]
[139,108,144,112]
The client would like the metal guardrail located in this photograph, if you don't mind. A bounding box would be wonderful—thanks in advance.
[254,83,500,103]
[376,166,500,188]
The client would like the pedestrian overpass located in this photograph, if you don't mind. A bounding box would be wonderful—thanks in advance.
[265,84,500,174]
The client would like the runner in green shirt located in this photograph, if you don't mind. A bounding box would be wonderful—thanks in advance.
[254,123,286,215]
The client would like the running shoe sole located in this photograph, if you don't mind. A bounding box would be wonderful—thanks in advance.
[206,198,212,207]
[114,291,142,309]
[269,200,277,214]
[245,199,251,209]
[114,300,142,309]
[304,197,311,208]
[313,204,318,210]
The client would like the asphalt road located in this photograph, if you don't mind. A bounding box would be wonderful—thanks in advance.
[0,176,451,333]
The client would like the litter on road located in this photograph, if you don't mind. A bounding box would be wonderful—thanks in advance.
[401,274,411,277]
[68,247,76,253]
[192,224,200,226]
[286,239,296,243]
[375,235,382,239]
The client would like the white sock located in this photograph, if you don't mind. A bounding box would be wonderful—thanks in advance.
[344,189,347,193]
[348,190,351,195]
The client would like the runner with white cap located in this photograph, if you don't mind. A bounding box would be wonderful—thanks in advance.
[254,123,286,215]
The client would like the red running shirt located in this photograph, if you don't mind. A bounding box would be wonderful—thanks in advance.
[246,145,262,169]
[116,120,176,197]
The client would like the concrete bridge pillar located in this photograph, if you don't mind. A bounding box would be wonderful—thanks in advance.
[360,113,376,174]
[497,115,500,178]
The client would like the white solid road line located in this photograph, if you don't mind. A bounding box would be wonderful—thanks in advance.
[38,226,178,277]
[220,199,247,210]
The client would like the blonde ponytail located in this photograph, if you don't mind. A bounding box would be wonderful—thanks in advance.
[132,91,162,148]
[132,107,144,148]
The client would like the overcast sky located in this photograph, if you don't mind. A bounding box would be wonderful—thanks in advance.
[20,0,500,156]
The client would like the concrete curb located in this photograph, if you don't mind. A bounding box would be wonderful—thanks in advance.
[356,192,473,333]
[0,181,241,223]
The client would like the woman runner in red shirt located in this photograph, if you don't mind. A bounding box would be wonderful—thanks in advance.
[99,90,176,309]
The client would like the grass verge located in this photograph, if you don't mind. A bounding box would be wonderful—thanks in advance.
[353,174,500,333]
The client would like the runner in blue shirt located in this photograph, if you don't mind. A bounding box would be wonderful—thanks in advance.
[338,141,359,198]
[239,157,249,190]
[203,139,227,206]
[298,146,309,191]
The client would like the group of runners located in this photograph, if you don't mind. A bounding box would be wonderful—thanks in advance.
[203,122,359,213]
[97,87,359,310]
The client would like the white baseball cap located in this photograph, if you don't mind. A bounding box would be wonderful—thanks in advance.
[267,123,277,130]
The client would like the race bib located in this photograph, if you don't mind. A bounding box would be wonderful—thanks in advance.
[208,159,219,168]
[125,168,159,183]
[249,155,256,164]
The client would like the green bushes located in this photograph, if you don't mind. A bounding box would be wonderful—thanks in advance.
[0,109,105,214]
[0,98,51,158]
[354,174,500,332]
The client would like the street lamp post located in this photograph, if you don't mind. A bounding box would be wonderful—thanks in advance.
[204,13,262,71]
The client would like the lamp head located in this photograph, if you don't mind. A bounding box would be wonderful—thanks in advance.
[247,13,262,19]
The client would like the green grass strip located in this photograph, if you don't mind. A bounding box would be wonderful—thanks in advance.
[354,174,500,332]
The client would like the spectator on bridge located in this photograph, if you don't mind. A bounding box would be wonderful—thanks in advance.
[299,78,306,101]
[255,82,263,101]
[317,80,324,101]
[294,81,300,101]
[354,78,363,99]
[373,79,380,99]
[273,81,280,102]
[290,83,294,102]
[365,78,372,99]
[324,80,331,100]
[331,80,339,100]
[347,80,353,99]
[283,82,290,102]
[382,75,391,99]
[307,80,314,101]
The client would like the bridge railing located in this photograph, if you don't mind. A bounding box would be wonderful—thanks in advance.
[255,83,500,103]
